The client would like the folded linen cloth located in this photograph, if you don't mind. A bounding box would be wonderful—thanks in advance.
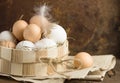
[0,54,116,83]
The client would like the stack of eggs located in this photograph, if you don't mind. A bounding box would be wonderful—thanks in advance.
[12,5,68,59]
[0,5,69,76]
[0,5,93,77]
[0,5,68,59]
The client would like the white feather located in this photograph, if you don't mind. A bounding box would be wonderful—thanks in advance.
[39,5,50,17]
[33,5,52,35]
[0,30,16,42]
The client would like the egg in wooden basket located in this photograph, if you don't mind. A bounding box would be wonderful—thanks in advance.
[12,20,28,41]
[23,24,42,43]
[16,40,35,51]
[0,40,16,48]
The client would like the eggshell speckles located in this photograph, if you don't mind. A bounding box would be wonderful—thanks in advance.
[16,40,35,51]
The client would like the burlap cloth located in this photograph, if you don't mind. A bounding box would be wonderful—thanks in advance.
[0,54,116,83]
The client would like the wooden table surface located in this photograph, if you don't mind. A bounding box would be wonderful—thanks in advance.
[0,59,120,83]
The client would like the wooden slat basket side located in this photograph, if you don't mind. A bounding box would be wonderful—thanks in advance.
[0,40,69,76]
[11,40,69,63]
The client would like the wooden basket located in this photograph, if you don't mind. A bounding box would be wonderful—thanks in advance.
[0,46,12,61]
[11,40,69,63]
[0,59,11,74]
[0,40,69,76]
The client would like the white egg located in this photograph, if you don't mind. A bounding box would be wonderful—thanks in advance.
[16,40,35,51]
[35,38,57,49]
[0,30,16,42]
[46,24,67,44]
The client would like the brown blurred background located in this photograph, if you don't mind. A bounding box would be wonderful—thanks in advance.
[0,0,120,83]
[0,0,120,57]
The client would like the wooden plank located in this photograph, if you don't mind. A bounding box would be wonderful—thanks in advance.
[0,46,12,61]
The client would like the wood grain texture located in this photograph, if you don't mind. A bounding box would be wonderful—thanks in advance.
[0,59,119,83]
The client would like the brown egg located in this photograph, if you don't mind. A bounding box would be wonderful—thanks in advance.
[23,24,41,42]
[74,52,93,69]
[29,15,50,33]
[12,20,28,41]
[0,40,16,48]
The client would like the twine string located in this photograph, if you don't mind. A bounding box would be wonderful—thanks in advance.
[38,56,82,78]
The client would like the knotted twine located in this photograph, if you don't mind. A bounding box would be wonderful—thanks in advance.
[38,55,83,78]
